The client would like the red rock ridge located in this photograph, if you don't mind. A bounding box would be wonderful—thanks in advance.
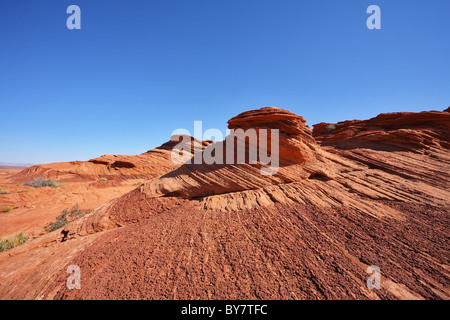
[142,107,336,199]
[313,108,450,152]
[9,136,210,183]
[0,106,449,301]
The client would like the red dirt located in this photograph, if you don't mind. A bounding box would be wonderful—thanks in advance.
[0,107,449,300]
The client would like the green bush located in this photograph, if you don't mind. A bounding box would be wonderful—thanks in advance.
[24,178,62,188]
[17,190,31,193]
[0,189,10,195]
[134,180,145,185]
[99,178,107,182]
[1,206,11,212]
[0,232,29,252]
[44,204,93,232]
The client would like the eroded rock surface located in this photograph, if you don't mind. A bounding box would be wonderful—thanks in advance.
[0,107,449,300]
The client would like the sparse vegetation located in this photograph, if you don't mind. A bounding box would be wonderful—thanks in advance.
[0,232,29,252]
[0,189,10,195]
[24,178,62,188]
[99,177,107,182]
[326,123,337,132]
[44,204,93,232]
[17,190,31,193]
[134,180,145,185]
[2,206,11,213]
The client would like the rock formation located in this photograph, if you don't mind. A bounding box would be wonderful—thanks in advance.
[143,107,336,198]
[0,106,449,300]
[9,136,210,183]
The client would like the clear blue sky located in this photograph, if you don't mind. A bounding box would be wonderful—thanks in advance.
[1,0,449,164]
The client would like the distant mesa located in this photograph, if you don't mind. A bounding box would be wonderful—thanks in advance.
[0,163,33,170]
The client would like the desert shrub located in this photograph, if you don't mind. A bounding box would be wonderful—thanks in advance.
[44,204,93,232]
[0,189,10,195]
[0,232,29,252]
[134,180,145,185]
[24,178,62,188]
[326,124,337,132]
[1,206,11,212]
[99,178,107,182]
[17,190,31,193]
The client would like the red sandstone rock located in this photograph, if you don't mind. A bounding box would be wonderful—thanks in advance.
[9,136,209,183]
[313,109,450,152]
[0,106,449,300]
[142,107,336,199]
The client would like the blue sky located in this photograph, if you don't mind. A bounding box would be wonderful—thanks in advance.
[1,0,449,164]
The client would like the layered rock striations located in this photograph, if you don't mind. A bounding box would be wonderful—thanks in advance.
[0,106,449,300]
[143,107,336,198]
[9,136,210,183]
